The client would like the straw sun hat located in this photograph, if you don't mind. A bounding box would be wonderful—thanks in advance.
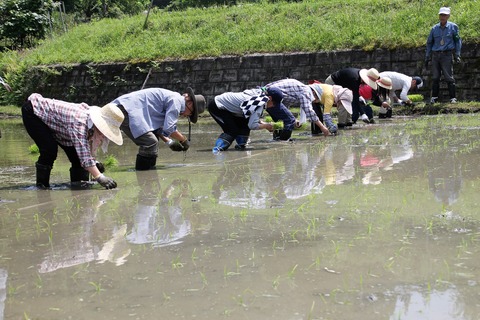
[359,68,380,90]
[377,77,393,90]
[90,103,124,145]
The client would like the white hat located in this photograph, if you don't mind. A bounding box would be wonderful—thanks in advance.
[359,68,380,90]
[439,7,450,15]
[333,85,353,115]
[309,83,323,101]
[90,103,124,145]
[377,77,393,90]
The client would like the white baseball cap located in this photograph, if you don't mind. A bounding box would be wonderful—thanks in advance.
[439,7,450,15]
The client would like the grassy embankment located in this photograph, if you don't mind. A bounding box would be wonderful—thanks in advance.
[1,0,479,116]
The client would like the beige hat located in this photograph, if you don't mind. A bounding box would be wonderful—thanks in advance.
[359,68,380,90]
[333,85,353,114]
[185,87,206,123]
[439,7,450,15]
[377,77,393,90]
[90,103,124,145]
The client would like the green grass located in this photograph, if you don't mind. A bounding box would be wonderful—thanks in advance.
[0,105,21,116]
[1,0,479,68]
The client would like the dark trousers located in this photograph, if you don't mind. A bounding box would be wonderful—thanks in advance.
[21,101,82,169]
[431,51,455,98]
[208,101,250,138]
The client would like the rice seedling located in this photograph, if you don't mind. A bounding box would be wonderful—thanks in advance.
[171,255,185,270]
[28,144,39,154]
[89,281,104,294]
[102,154,119,169]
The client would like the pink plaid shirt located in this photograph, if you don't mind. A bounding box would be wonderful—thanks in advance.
[28,93,96,168]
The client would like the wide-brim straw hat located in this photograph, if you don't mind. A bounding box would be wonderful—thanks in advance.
[359,68,380,90]
[185,87,206,123]
[90,103,124,145]
[377,77,393,90]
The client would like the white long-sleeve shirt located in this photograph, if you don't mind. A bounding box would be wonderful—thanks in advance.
[379,71,412,102]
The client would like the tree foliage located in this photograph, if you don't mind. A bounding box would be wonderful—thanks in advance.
[0,0,52,48]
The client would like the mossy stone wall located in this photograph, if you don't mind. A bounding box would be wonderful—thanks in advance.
[35,44,479,105]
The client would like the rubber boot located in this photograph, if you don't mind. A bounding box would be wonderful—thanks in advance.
[311,103,323,135]
[70,167,89,182]
[35,162,52,189]
[70,166,90,189]
[447,82,456,100]
[432,79,440,99]
[234,135,249,150]
[212,133,234,154]
[136,154,157,171]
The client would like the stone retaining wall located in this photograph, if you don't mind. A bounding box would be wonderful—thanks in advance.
[35,44,480,105]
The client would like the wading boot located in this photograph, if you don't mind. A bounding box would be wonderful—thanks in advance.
[212,133,234,154]
[135,154,157,171]
[35,162,52,189]
[234,135,249,150]
[448,82,457,103]
[70,166,90,189]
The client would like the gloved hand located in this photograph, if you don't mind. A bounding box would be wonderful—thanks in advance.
[95,161,105,173]
[323,114,338,134]
[454,55,461,63]
[424,58,430,69]
[180,139,190,151]
[96,174,117,189]
[166,139,184,152]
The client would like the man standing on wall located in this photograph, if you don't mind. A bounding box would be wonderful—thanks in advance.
[425,6,462,104]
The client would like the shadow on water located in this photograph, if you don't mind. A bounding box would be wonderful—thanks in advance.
[1,115,480,319]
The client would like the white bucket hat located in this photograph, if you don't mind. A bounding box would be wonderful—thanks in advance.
[359,68,380,90]
[90,103,124,145]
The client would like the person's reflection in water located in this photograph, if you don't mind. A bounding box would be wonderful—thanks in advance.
[428,153,462,206]
[38,190,120,273]
[212,146,326,209]
[212,160,286,209]
[126,171,192,247]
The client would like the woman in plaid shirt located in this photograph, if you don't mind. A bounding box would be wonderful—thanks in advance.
[22,93,124,189]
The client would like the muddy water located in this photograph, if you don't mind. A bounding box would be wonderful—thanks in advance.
[0,115,480,320]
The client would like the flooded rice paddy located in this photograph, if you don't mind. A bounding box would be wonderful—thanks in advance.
[0,114,480,320]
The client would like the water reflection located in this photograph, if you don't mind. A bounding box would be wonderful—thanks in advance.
[390,285,466,320]
[39,190,127,273]
[126,172,192,247]
[212,146,326,209]
[428,153,463,206]
[212,141,415,208]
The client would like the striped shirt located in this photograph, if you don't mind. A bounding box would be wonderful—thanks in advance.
[28,93,96,168]
[265,79,319,122]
